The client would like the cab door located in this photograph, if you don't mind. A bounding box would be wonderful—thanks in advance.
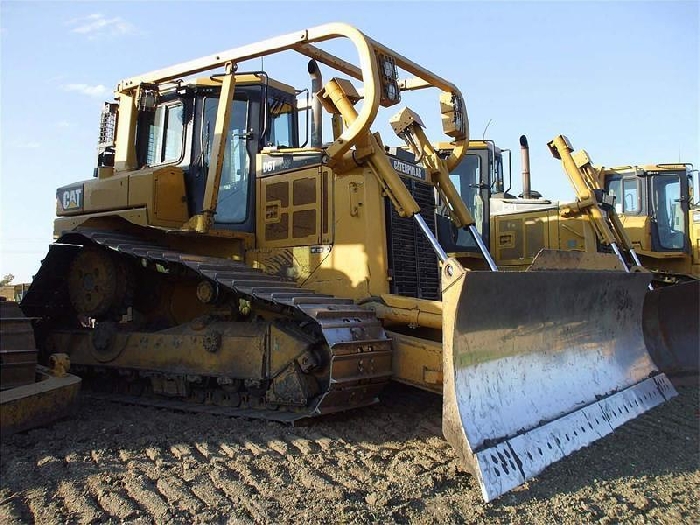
[647,171,690,253]
[436,150,490,253]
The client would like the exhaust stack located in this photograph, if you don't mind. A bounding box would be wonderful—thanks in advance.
[308,60,323,148]
[520,134,532,199]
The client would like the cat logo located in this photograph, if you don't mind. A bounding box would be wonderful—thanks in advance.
[57,184,84,212]
[391,158,426,181]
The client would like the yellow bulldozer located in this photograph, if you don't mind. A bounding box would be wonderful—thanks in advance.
[599,162,698,280]
[546,136,699,283]
[16,24,678,502]
[546,136,699,378]
[441,134,698,378]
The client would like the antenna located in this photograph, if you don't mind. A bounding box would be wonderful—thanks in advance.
[482,119,492,140]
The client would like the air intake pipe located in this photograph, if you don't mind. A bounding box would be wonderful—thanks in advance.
[520,134,532,199]
[308,60,323,148]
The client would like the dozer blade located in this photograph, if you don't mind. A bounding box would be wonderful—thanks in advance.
[440,263,677,502]
[643,279,700,379]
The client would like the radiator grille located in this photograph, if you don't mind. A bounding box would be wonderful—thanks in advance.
[385,177,440,300]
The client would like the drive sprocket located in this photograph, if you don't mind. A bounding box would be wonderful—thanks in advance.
[67,247,133,319]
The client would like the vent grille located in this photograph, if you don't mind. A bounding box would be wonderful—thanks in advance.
[385,177,440,300]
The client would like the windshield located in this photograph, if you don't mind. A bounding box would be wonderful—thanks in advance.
[651,174,685,250]
[203,97,251,224]
[447,153,483,248]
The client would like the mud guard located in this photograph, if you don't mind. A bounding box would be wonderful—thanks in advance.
[440,260,677,502]
[643,279,699,378]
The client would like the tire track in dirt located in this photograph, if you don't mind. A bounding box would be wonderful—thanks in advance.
[117,442,201,522]
[0,492,29,525]
[120,472,172,522]
[85,473,140,520]
[1,383,697,524]
[56,479,105,524]
[219,441,297,514]
[284,432,320,455]
[189,474,230,510]
[207,465,265,522]
[25,485,68,524]
[141,445,211,520]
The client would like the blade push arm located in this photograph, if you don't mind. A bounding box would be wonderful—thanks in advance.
[548,134,646,274]
[389,108,498,271]
[320,78,497,270]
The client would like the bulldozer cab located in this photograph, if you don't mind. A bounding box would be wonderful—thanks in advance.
[435,141,511,260]
[82,24,473,242]
[129,75,299,233]
[604,164,693,254]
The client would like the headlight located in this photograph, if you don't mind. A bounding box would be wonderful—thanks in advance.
[137,83,160,111]
[440,91,467,139]
[375,52,401,107]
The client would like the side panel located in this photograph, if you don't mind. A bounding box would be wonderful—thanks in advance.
[256,166,326,248]
[492,210,556,268]
[491,210,598,269]
[129,166,190,228]
[85,176,129,213]
[619,215,652,252]
[251,166,390,301]
[153,168,190,225]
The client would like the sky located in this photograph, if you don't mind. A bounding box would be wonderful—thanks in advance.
[1,0,698,282]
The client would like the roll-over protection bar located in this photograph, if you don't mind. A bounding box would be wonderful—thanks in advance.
[113,22,468,173]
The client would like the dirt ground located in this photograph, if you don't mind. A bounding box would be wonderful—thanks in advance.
[1,383,698,524]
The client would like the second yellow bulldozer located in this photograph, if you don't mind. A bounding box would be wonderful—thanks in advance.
[441,134,698,379]
[547,136,699,378]
[20,23,677,502]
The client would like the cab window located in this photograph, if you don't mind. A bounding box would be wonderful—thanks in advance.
[623,179,640,213]
[267,98,295,148]
[449,154,483,233]
[607,176,641,214]
[145,103,184,165]
[492,154,504,194]
[446,153,483,247]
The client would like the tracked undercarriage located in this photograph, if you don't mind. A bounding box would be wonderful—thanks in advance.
[22,227,393,420]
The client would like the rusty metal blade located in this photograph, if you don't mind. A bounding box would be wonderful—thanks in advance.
[440,265,677,502]
[643,279,699,378]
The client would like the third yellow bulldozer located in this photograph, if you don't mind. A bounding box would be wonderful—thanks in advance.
[19,23,677,502]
